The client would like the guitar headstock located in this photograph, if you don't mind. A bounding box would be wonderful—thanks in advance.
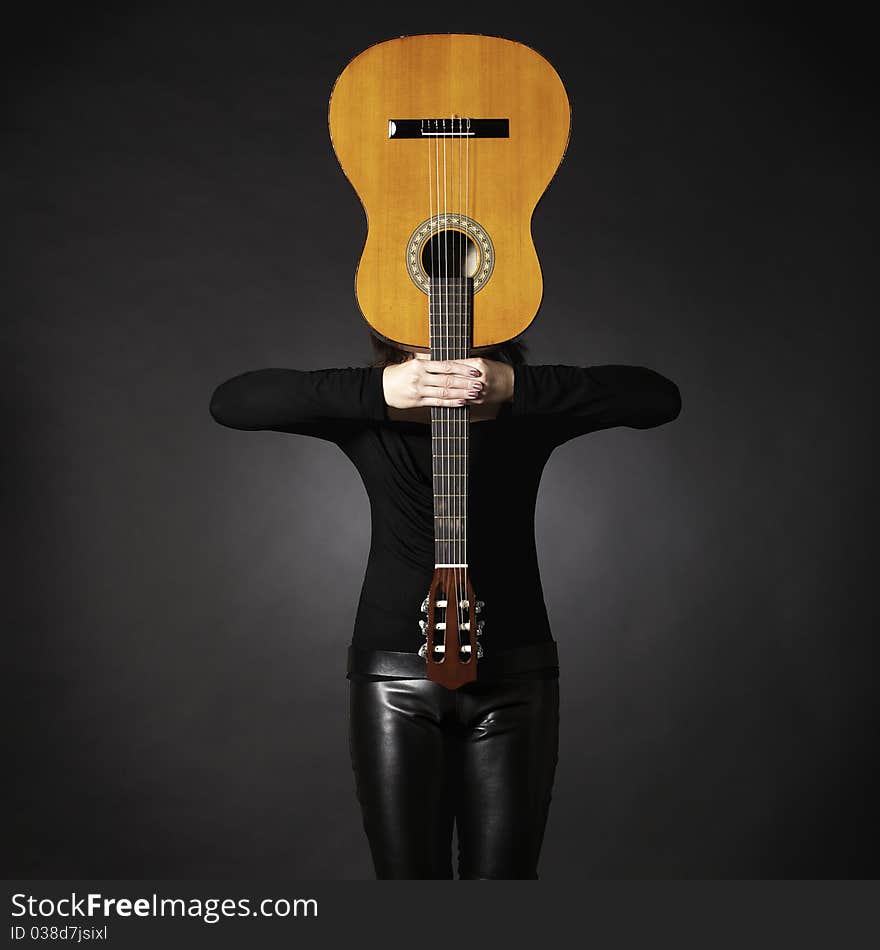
[418,567,484,689]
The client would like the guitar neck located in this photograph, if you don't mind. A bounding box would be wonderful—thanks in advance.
[429,276,473,569]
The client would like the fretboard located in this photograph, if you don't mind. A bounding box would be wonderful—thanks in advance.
[429,277,473,568]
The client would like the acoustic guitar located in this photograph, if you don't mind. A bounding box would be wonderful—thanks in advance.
[328,33,570,688]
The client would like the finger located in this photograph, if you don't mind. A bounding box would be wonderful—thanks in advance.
[419,395,473,407]
[453,357,487,375]
[421,360,483,380]
[421,377,482,399]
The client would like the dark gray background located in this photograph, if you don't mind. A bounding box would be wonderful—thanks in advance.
[6,1,877,878]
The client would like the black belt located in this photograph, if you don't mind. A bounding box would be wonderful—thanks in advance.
[347,640,559,680]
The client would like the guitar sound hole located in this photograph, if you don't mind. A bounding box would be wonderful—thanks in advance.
[421,229,479,278]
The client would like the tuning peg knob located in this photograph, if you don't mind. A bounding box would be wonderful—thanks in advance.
[418,619,427,635]
[475,600,484,614]
[418,643,427,658]
[420,596,429,614]
[476,620,484,635]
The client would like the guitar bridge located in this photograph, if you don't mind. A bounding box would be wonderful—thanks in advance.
[388,118,509,139]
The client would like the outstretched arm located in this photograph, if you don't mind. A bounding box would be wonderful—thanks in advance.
[507,363,682,446]
[209,366,388,442]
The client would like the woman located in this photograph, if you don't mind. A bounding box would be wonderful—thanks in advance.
[209,333,681,879]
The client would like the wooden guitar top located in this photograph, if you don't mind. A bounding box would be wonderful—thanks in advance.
[328,34,571,351]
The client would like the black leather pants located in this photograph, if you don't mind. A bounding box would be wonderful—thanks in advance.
[348,674,560,879]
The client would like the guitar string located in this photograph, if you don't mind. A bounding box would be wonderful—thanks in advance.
[443,118,448,663]
[452,117,466,660]
[449,117,459,660]
[436,118,443,661]
[456,115,463,654]
[464,117,477,660]
[441,116,453,662]
[464,114,470,657]
[452,114,461,655]
[457,115,467,655]
[447,116,465,663]
[425,118,432,660]
[432,119,441,663]
[453,116,461,657]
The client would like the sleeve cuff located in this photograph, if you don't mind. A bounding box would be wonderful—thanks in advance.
[509,363,534,417]
[363,366,389,421]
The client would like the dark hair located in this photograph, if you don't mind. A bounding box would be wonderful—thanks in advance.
[368,331,528,368]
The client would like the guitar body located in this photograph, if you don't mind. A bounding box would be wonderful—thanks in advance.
[328,33,571,351]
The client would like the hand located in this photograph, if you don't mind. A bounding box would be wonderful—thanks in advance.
[382,354,515,409]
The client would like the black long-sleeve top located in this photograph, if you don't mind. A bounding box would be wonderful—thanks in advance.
[209,363,681,664]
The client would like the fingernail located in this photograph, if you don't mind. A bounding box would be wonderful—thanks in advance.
[470,369,481,376]
[458,399,467,405]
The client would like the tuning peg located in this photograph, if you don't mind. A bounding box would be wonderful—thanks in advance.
[475,600,484,613]
[418,643,427,658]
[420,596,429,614]
[476,620,484,635]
